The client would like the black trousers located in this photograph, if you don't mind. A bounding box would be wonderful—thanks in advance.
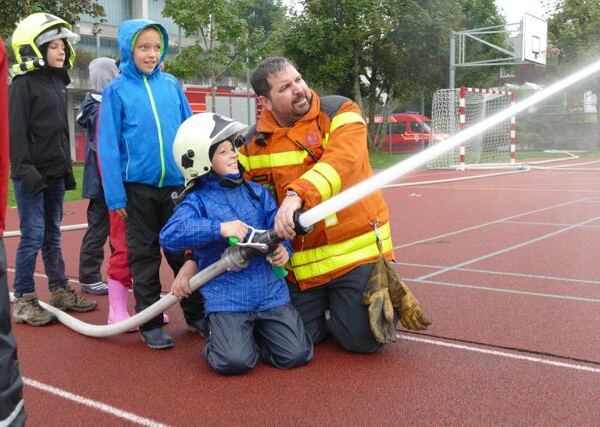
[0,240,26,427]
[78,195,109,284]
[288,263,382,354]
[204,303,313,375]
[125,183,204,331]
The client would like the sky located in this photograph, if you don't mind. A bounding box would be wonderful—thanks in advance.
[494,0,555,23]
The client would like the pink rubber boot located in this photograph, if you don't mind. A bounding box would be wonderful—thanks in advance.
[107,278,132,325]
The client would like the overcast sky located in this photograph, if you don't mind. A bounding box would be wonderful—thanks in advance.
[284,1,555,23]
[495,0,555,23]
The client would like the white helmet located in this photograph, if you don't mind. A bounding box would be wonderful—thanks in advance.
[173,113,248,185]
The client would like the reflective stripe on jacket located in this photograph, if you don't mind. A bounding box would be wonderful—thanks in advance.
[240,91,394,290]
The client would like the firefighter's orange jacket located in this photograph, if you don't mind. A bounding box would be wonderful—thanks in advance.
[239,91,394,290]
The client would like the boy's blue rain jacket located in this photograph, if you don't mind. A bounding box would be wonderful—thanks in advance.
[98,19,191,210]
[160,175,292,314]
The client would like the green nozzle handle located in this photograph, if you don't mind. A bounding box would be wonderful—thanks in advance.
[228,236,286,278]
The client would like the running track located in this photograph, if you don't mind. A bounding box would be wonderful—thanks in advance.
[4,160,600,425]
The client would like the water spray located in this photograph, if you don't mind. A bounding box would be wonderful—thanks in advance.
[298,57,600,230]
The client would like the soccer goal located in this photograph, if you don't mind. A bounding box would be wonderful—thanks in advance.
[428,87,516,169]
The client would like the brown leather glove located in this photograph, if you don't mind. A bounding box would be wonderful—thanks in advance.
[362,256,397,344]
[385,262,432,331]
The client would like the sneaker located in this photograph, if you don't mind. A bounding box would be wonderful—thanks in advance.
[80,281,109,295]
[13,292,55,326]
[50,284,99,312]
[186,317,209,337]
[139,327,174,349]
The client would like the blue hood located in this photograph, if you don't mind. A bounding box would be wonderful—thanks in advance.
[117,19,168,79]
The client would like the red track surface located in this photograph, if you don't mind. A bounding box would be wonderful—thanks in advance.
[6,160,600,425]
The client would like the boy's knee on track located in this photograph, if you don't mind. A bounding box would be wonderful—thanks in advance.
[270,344,313,369]
[206,348,258,375]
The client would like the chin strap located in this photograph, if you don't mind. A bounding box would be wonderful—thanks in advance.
[215,164,260,202]
[10,59,45,77]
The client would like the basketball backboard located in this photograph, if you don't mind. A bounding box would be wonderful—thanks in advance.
[520,13,547,65]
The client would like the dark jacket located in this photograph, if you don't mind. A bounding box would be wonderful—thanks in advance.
[9,66,75,195]
[77,92,102,199]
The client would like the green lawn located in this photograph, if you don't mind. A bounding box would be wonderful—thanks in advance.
[7,164,84,208]
[7,149,600,207]
[368,148,600,170]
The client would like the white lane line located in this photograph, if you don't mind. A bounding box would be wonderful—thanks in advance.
[23,378,169,427]
[381,169,526,189]
[505,219,600,228]
[415,215,600,281]
[395,185,600,193]
[394,261,600,286]
[397,334,600,374]
[410,278,600,303]
[395,197,589,249]
[3,223,88,238]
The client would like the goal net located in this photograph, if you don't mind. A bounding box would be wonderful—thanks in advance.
[428,87,516,169]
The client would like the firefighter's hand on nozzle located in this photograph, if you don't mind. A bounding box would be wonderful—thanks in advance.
[275,194,303,240]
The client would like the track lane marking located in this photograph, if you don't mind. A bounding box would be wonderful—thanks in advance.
[396,197,590,249]
[23,378,169,426]
[394,261,600,286]
[397,334,600,374]
[409,278,600,303]
[415,215,600,281]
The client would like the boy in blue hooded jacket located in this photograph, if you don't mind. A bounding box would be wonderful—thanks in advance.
[98,19,204,349]
[160,113,313,375]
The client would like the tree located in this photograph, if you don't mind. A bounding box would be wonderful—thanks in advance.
[163,0,287,110]
[547,0,600,146]
[283,0,507,147]
[0,0,105,40]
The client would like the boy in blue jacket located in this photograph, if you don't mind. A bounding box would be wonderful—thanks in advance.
[160,113,313,375]
[98,19,204,349]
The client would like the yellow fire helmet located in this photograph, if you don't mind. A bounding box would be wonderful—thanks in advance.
[11,12,79,73]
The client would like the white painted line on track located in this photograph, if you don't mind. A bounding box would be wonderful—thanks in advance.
[415,215,600,281]
[23,377,169,426]
[397,334,600,374]
[505,219,600,228]
[412,278,600,303]
[381,169,526,189]
[401,185,600,193]
[396,197,589,249]
[394,261,600,286]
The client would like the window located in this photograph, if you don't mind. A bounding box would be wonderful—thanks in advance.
[390,122,406,134]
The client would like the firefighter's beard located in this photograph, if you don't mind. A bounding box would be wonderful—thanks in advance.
[270,90,312,127]
[288,91,311,123]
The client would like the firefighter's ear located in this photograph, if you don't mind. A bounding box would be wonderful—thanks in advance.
[258,95,272,111]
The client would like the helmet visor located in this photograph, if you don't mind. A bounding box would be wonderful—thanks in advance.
[35,26,80,47]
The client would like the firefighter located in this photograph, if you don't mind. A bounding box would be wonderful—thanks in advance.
[240,57,430,353]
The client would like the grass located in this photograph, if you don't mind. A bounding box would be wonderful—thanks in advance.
[7,149,600,207]
[7,164,84,208]
[368,148,600,170]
